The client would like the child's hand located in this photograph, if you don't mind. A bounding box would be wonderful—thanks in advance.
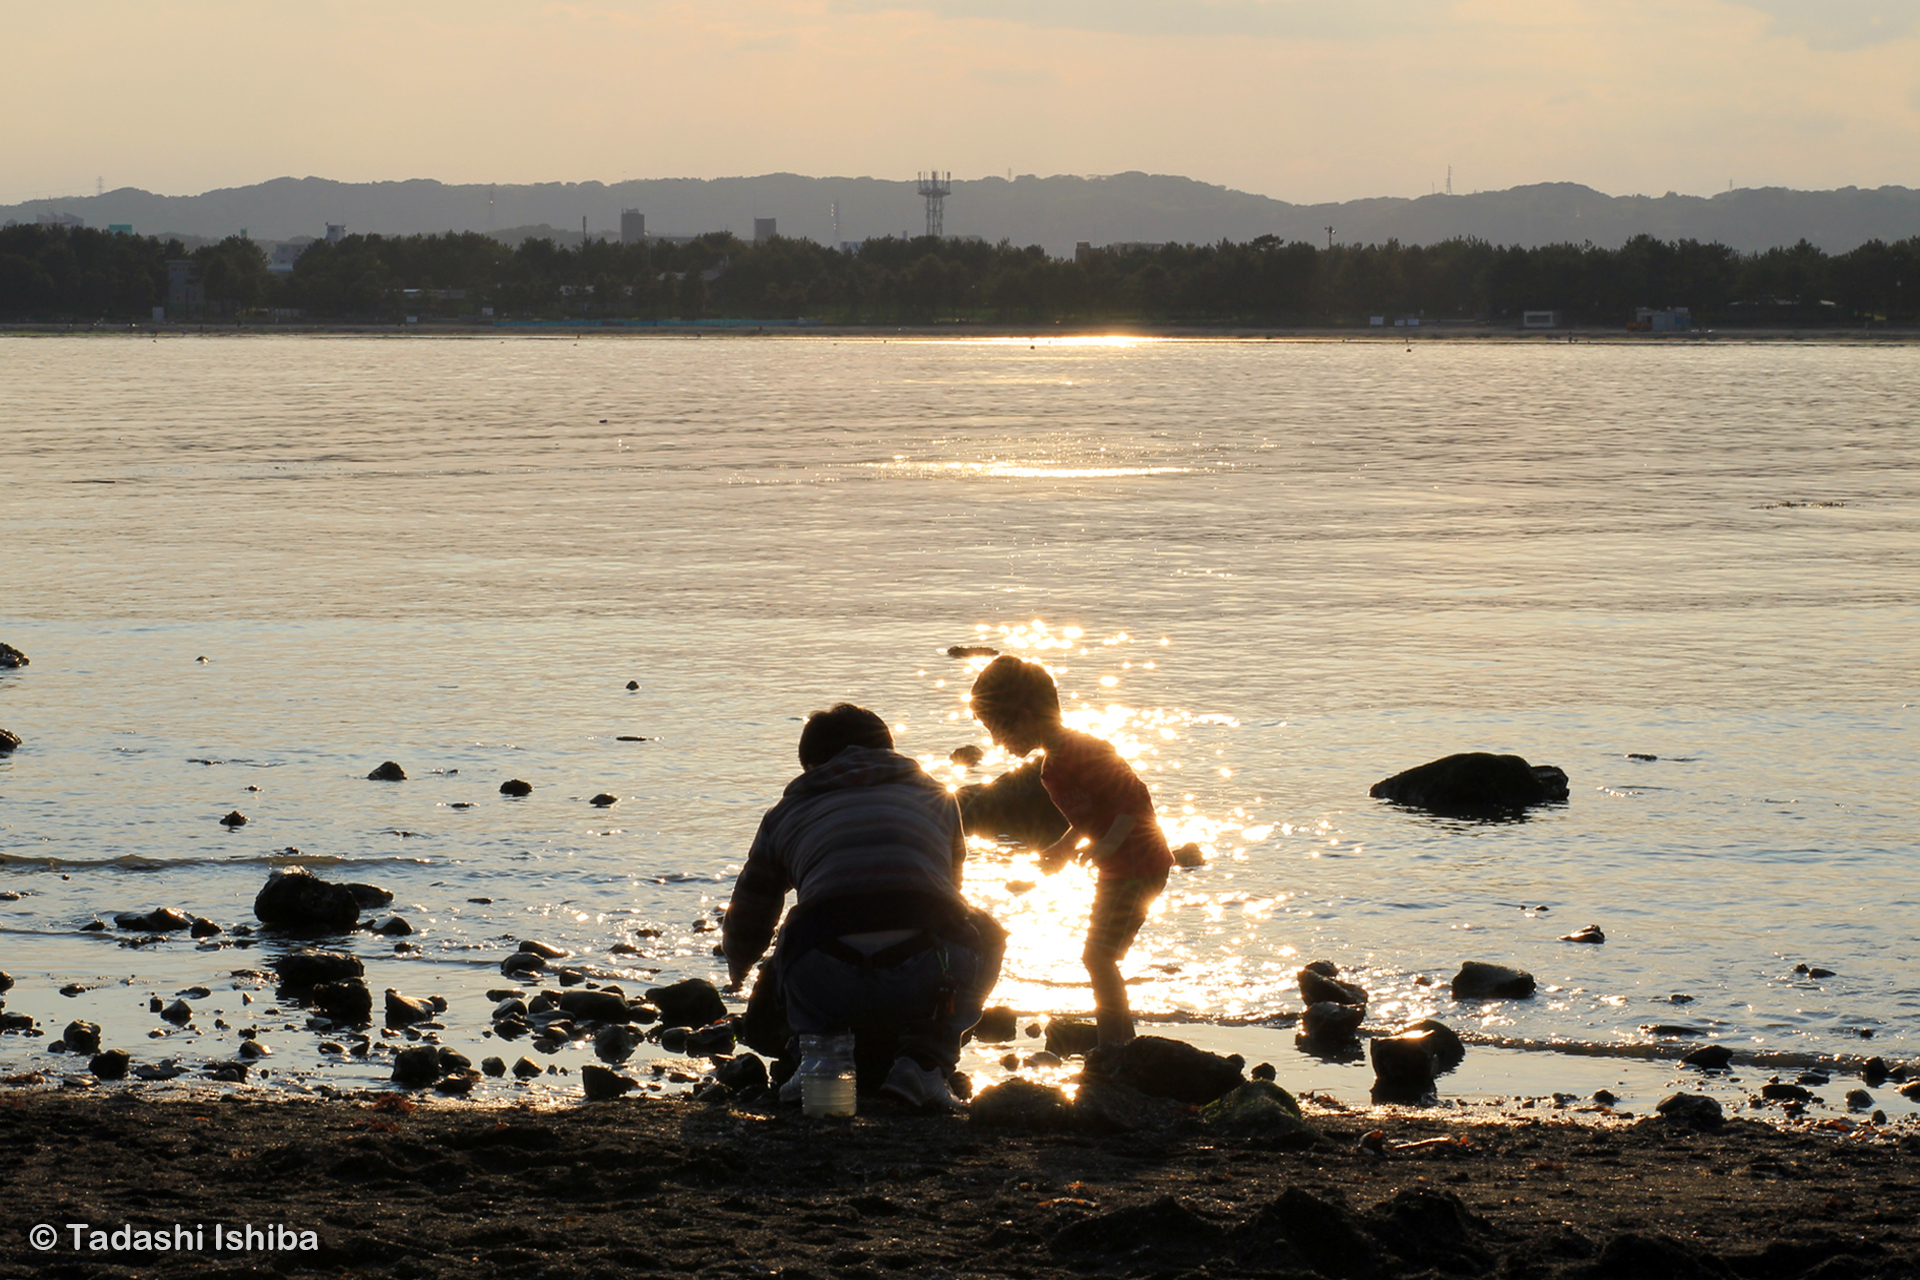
[1038,846,1071,874]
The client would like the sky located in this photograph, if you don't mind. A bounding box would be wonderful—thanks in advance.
[4,0,1917,205]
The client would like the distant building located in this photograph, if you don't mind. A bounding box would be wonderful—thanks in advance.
[165,261,204,313]
[1521,310,1562,328]
[108,223,133,235]
[267,241,313,274]
[1633,306,1692,332]
[1074,241,1092,262]
[621,209,646,245]
[325,223,346,244]
[753,217,777,243]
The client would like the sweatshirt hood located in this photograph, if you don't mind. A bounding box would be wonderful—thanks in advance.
[782,745,939,798]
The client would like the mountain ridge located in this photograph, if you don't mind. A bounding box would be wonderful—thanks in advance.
[6,173,1917,257]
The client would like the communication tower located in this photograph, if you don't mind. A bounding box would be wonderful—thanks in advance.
[917,170,951,239]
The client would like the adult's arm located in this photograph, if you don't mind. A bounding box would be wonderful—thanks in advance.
[721,810,791,990]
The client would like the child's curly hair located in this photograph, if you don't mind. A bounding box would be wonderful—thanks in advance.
[968,655,1061,729]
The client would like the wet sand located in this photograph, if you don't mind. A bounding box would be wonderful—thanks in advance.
[5,1088,1917,1278]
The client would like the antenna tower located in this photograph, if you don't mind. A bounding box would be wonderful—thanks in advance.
[917,170,951,238]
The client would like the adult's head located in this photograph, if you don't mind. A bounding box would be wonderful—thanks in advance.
[797,703,894,769]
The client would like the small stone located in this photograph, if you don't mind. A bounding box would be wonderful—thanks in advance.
[658,1026,690,1053]
[0,642,27,668]
[373,917,413,936]
[1302,1002,1363,1042]
[590,793,618,807]
[63,1021,102,1053]
[189,917,222,938]
[500,778,532,797]
[685,1020,736,1056]
[947,645,998,658]
[1682,1045,1735,1070]
[311,978,373,1024]
[385,989,435,1026]
[237,1039,271,1059]
[1656,1092,1725,1127]
[221,811,248,827]
[205,1061,249,1083]
[970,1078,1071,1129]
[90,1049,131,1079]
[518,939,569,959]
[1251,1061,1276,1081]
[114,908,194,932]
[367,761,407,781]
[1560,924,1606,944]
[481,1056,506,1077]
[255,869,362,933]
[60,983,90,995]
[512,1056,543,1079]
[716,1054,768,1093]
[1369,1031,1440,1100]
[645,977,728,1029]
[1593,1089,1618,1106]
[1024,1050,1063,1069]
[626,680,639,690]
[392,1044,442,1087]
[435,1073,476,1096]
[971,1006,1018,1042]
[1170,841,1206,868]
[1846,1089,1873,1111]
[581,1064,637,1101]
[1043,1017,1099,1058]
[501,952,545,978]
[1863,1057,1889,1086]
[0,972,11,993]
[593,1025,638,1062]
[949,744,985,767]
[161,999,192,1025]
[273,949,364,988]
[0,728,19,753]
[80,920,106,932]
[1900,1081,1920,1102]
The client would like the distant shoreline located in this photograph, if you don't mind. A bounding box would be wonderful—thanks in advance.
[5,320,1917,343]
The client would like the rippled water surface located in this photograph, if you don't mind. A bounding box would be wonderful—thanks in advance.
[2,333,1916,1112]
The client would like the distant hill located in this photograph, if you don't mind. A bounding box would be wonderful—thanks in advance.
[6,174,1917,257]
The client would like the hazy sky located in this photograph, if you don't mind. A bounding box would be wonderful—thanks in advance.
[6,0,1917,205]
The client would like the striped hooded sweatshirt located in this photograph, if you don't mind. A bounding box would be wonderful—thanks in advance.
[722,745,968,975]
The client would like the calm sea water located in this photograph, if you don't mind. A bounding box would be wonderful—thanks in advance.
[2,333,1916,1116]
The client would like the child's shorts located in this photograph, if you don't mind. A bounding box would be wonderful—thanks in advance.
[1084,871,1168,961]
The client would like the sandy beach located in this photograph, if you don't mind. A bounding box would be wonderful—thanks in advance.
[4,1084,1917,1279]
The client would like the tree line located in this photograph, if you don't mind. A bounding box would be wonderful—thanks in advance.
[2,220,1914,326]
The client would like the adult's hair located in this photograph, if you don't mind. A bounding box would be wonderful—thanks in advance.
[797,703,894,769]
[968,655,1061,726]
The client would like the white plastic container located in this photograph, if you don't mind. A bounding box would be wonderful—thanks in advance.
[798,1032,857,1118]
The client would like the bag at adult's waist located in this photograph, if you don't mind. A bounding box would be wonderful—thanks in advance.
[774,890,1000,970]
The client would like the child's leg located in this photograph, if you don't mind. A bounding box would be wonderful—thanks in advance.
[1083,874,1162,1046]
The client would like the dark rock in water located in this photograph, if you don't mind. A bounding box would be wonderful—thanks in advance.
[1845,1088,1873,1111]
[559,989,631,1023]
[205,1061,249,1083]
[1251,1061,1276,1081]
[1760,1081,1816,1104]
[272,948,364,989]
[90,1049,131,1080]
[1086,1035,1246,1106]
[1299,960,1367,1007]
[311,978,372,1023]
[254,867,361,932]
[1369,751,1570,815]
[1051,1194,1223,1260]
[221,810,248,827]
[344,883,393,909]
[1403,1019,1466,1072]
[518,939,570,959]
[1450,961,1536,999]
[1025,1050,1063,1069]
[236,1039,271,1059]
[1682,1044,1735,1070]
[645,977,728,1029]
[160,999,193,1025]
[1370,1031,1442,1100]
[391,1045,442,1087]
[367,761,407,781]
[716,1053,768,1094]
[1044,1017,1099,1058]
[957,759,1069,846]
[1863,1056,1889,1086]
[1170,841,1206,868]
[114,908,194,932]
[372,916,412,936]
[685,1020,737,1057]
[590,792,618,807]
[480,1056,506,1078]
[0,972,11,993]
[512,1056,543,1079]
[626,680,639,690]
[384,989,435,1026]
[435,1073,476,1096]
[499,778,532,797]
[970,1078,1072,1129]
[0,642,27,669]
[189,916,222,938]
[1302,1002,1364,1043]
[501,951,544,978]
[63,1020,102,1053]
[948,743,985,767]
[593,1025,639,1062]
[80,920,106,932]
[970,1005,1018,1043]
[0,728,20,753]
[1655,1092,1725,1127]
[658,1026,690,1053]
[1561,923,1606,944]
[947,645,999,658]
[581,1064,637,1101]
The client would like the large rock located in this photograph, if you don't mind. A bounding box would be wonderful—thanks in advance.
[310,978,372,1023]
[1450,961,1536,999]
[91,1049,131,1080]
[1370,1030,1444,1101]
[957,760,1069,846]
[1369,752,1569,815]
[645,978,727,1029]
[1299,961,1367,1007]
[1086,1035,1245,1106]
[254,867,362,932]
[272,949,364,990]
[1301,1002,1364,1043]
[63,1020,103,1054]
[0,643,27,669]
[970,1078,1072,1129]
